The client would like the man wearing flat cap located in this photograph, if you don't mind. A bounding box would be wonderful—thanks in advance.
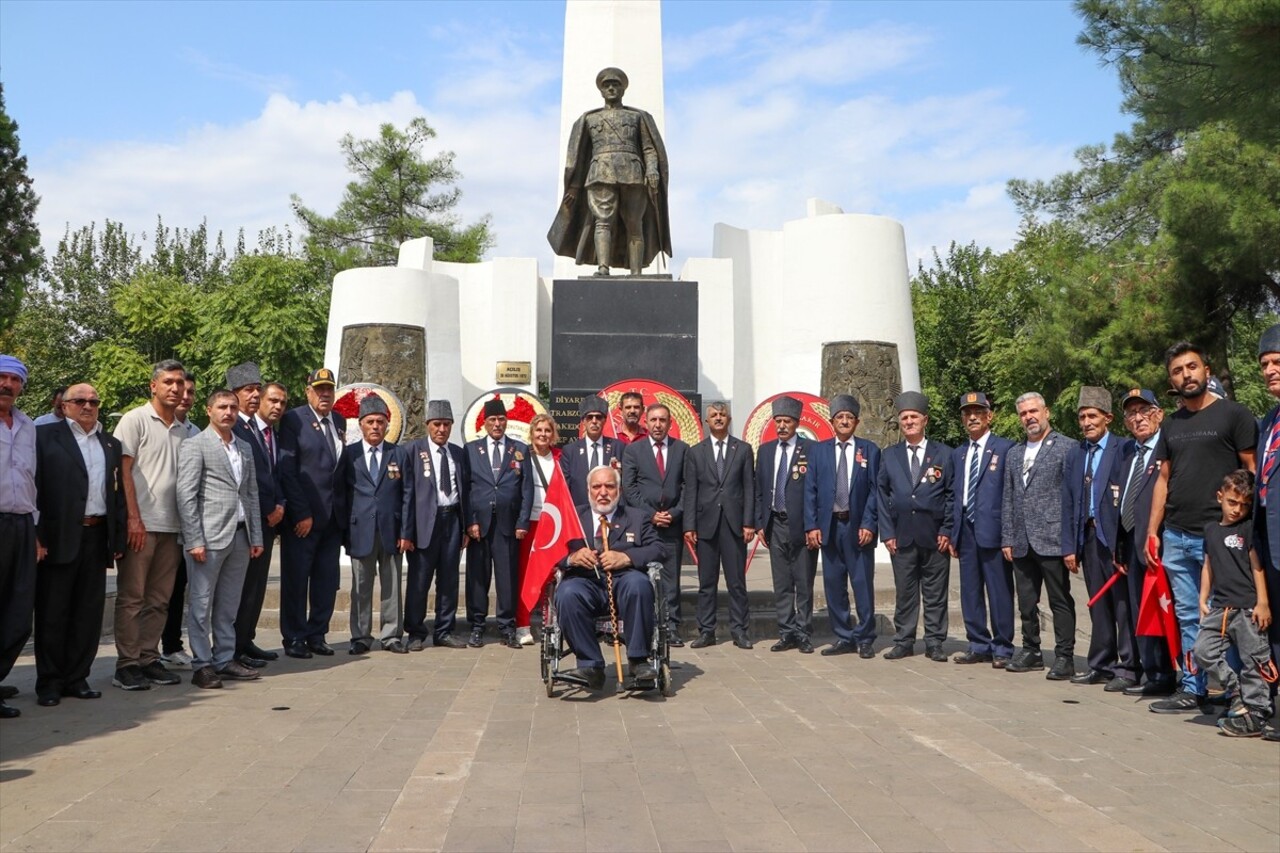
[464,399,532,648]
[0,355,37,717]
[755,396,819,653]
[403,401,471,650]
[277,367,347,659]
[1254,325,1280,740]
[560,395,623,509]
[877,392,954,662]
[336,394,412,655]
[804,394,881,657]
[1068,386,1139,692]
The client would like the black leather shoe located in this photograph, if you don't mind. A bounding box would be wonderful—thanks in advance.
[731,633,754,650]
[858,643,875,659]
[62,683,102,700]
[883,644,914,660]
[236,654,268,669]
[630,661,657,683]
[468,628,485,648]
[436,634,468,649]
[406,637,426,652]
[349,641,371,655]
[1070,669,1110,685]
[1005,650,1045,673]
[307,640,335,656]
[822,640,857,656]
[926,646,948,662]
[770,636,797,653]
[690,633,716,649]
[0,685,17,700]
[37,692,60,707]
[0,700,19,718]
[1046,657,1076,681]
[992,655,1012,669]
[1105,676,1138,693]
[559,667,605,690]
[284,641,313,659]
[501,633,522,650]
[383,639,408,654]
[667,635,685,648]
[953,651,993,665]
[245,644,279,661]
[797,638,815,654]
[1123,679,1175,698]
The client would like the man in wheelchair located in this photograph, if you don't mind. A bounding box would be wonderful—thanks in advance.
[556,466,667,690]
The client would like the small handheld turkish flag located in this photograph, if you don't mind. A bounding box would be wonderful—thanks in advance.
[1135,554,1182,672]
[520,463,587,616]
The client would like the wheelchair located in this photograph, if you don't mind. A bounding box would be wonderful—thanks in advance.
[539,561,674,697]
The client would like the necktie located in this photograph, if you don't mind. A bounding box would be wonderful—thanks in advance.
[369,445,380,481]
[834,442,850,512]
[1262,427,1280,505]
[716,440,726,479]
[909,445,921,484]
[321,419,338,467]
[1120,445,1147,531]
[597,514,610,552]
[590,442,600,471]
[773,442,789,512]
[262,424,274,469]
[965,441,980,524]
[439,445,453,496]
[1085,443,1099,518]
[492,441,502,478]
[655,441,666,479]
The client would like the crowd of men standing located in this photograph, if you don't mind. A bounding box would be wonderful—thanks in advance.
[0,331,1278,742]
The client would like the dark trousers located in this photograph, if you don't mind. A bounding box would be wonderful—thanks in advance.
[1253,513,1280,689]
[694,518,748,636]
[0,513,37,683]
[279,518,342,644]
[956,521,1015,657]
[162,555,187,654]
[35,525,109,693]
[1012,547,1076,660]
[1081,524,1137,679]
[821,518,877,644]
[234,527,275,655]
[655,526,684,633]
[767,515,817,640]
[555,569,654,668]
[406,509,462,641]
[889,542,950,647]
[1116,527,1174,684]
[466,521,518,634]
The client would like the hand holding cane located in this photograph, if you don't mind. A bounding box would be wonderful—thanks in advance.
[599,515,626,692]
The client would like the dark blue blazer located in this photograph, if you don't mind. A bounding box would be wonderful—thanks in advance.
[403,438,469,548]
[1258,407,1280,570]
[464,436,532,537]
[556,503,666,572]
[336,441,410,558]
[1108,434,1163,568]
[278,406,345,526]
[560,436,624,509]
[877,439,954,548]
[804,437,879,543]
[233,416,283,528]
[621,437,688,528]
[754,437,812,543]
[949,433,1014,550]
[1068,431,1132,553]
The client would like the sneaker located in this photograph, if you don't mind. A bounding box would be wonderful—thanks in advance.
[1218,709,1263,738]
[1149,689,1204,715]
[140,661,182,686]
[111,666,152,691]
[161,649,193,669]
[516,627,535,646]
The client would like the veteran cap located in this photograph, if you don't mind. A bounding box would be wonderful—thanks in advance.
[1206,376,1226,398]
[771,396,802,420]
[482,399,507,418]
[829,394,860,418]
[307,368,336,388]
[225,362,262,392]
[1259,324,1280,358]
[359,395,389,420]
[425,400,453,422]
[1077,385,1112,414]
[580,395,609,417]
[1121,388,1159,409]
[894,391,929,415]
[959,391,992,411]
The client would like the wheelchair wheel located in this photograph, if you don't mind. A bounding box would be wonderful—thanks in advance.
[540,629,555,697]
[649,562,673,696]
[540,582,559,697]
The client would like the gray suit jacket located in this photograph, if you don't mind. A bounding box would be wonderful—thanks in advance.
[177,426,263,551]
[1001,430,1080,558]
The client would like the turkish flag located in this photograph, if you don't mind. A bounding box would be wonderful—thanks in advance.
[520,463,587,616]
[1135,555,1183,672]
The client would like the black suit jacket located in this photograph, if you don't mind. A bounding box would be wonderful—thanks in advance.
[1109,434,1162,568]
[877,439,954,549]
[1069,431,1131,553]
[35,421,127,563]
[682,435,755,538]
[622,437,688,529]
[403,438,470,547]
[560,436,624,509]
[278,405,346,526]
[233,415,283,530]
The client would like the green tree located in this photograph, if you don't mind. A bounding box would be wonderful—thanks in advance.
[0,82,44,333]
[292,117,493,273]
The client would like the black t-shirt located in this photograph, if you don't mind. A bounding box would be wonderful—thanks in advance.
[1204,520,1257,608]
[1155,399,1257,536]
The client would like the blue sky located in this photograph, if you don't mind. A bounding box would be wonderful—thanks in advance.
[2,0,1128,271]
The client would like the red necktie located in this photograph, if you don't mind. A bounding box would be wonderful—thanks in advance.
[655,442,666,479]
[262,424,274,466]
[1262,427,1280,504]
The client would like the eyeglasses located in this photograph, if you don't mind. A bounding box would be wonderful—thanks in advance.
[66,398,101,407]
[1123,407,1158,422]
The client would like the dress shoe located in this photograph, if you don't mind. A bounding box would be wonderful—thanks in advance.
[384,639,408,654]
[797,638,815,654]
[245,644,279,661]
[1004,650,1045,673]
[501,633,522,650]
[62,683,102,700]
[140,661,181,685]
[731,633,754,650]
[0,685,17,700]
[883,644,914,660]
[468,628,485,648]
[236,654,268,669]
[770,636,797,653]
[1123,679,1175,698]
[306,640,335,656]
[191,666,223,689]
[1069,669,1110,686]
[925,646,948,663]
[1046,657,1076,681]
[858,643,875,659]
[406,637,426,652]
[559,667,605,690]
[37,692,60,707]
[436,634,468,649]
[218,661,261,681]
[630,660,657,684]
[690,632,717,649]
[822,639,857,656]
[991,655,1011,669]
[0,700,19,718]
[1104,676,1138,693]
[111,666,152,691]
[953,651,993,665]
[349,641,371,655]
[667,635,685,648]
[284,641,313,659]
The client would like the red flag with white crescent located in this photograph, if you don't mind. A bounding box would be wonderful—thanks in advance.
[520,462,586,615]
[1135,554,1182,672]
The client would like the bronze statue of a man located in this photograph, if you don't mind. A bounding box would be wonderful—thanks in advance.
[548,67,672,276]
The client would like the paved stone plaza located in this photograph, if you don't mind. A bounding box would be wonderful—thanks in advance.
[1,560,1277,853]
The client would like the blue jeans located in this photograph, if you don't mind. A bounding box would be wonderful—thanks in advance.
[1163,527,1206,696]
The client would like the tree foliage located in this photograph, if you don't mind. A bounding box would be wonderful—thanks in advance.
[0,82,44,331]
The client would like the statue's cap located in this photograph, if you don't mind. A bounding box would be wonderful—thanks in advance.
[596,67,628,89]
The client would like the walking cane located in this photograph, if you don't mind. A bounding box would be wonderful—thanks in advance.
[600,518,626,693]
